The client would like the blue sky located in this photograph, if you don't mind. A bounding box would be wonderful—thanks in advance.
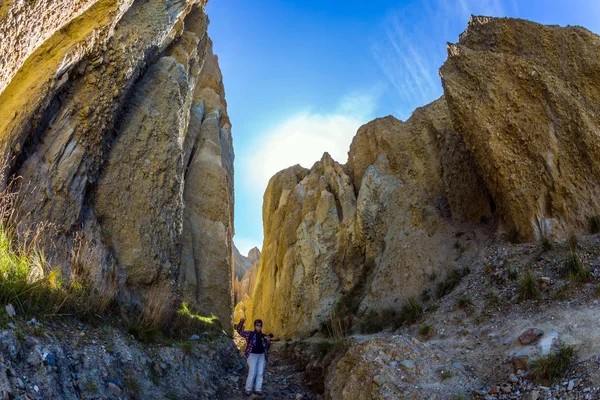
[206,0,600,255]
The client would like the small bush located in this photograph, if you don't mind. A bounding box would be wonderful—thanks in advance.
[575,267,592,283]
[179,341,194,355]
[456,295,472,309]
[567,234,578,252]
[421,288,432,303]
[127,323,162,344]
[84,380,98,393]
[562,252,583,278]
[551,284,571,301]
[440,369,452,381]
[530,345,575,384]
[507,266,518,281]
[316,341,334,357]
[588,216,600,234]
[541,237,552,252]
[484,291,500,309]
[418,324,432,338]
[475,311,491,324]
[393,298,423,329]
[483,263,495,276]
[359,310,384,334]
[123,375,141,398]
[171,302,220,337]
[519,270,540,301]
[322,309,351,340]
[595,283,600,298]
[436,267,470,298]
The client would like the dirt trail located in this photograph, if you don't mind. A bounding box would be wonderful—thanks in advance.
[216,341,321,400]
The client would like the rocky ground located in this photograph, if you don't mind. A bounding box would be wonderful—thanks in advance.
[259,233,600,399]
[0,317,244,400]
[2,234,599,400]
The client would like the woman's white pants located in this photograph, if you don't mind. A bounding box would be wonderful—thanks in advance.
[245,353,266,392]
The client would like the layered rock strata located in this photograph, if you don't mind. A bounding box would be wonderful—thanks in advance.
[0,1,234,327]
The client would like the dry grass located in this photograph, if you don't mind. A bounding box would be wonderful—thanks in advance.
[0,177,117,320]
[323,309,351,341]
[530,345,575,384]
[518,269,540,301]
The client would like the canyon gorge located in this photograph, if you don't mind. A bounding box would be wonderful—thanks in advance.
[2,1,600,398]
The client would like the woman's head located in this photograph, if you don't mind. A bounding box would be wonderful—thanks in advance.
[254,319,263,331]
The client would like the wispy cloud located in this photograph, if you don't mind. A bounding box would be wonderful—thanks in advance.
[243,91,379,198]
[372,0,518,119]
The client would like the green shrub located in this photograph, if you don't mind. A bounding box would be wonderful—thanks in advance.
[418,324,432,338]
[530,345,575,384]
[440,369,452,381]
[475,311,492,325]
[507,266,518,281]
[0,226,117,320]
[456,295,472,309]
[393,298,423,329]
[519,270,540,301]
[359,310,384,334]
[541,237,552,252]
[551,284,571,301]
[595,283,600,298]
[567,234,578,252]
[436,267,470,298]
[316,341,334,357]
[575,267,592,283]
[562,252,583,278]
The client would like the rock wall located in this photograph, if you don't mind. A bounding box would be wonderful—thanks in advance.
[233,246,260,303]
[248,16,600,339]
[440,16,600,241]
[0,1,235,328]
[246,100,492,338]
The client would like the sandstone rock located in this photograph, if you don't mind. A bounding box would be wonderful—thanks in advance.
[511,352,530,372]
[441,16,600,241]
[233,245,253,280]
[246,155,363,338]
[519,328,544,345]
[234,246,260,304]
[0,0,235,327]
[247,98,492,337]
[326,335,478,399]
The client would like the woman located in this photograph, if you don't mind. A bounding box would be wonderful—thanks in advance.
[236,317,272,396]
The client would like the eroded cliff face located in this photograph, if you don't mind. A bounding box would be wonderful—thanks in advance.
[245,99,492,338]
[0,0,234,327]
[440,16,600,241]
[247,16,600,339]
[233,246,260,301]
[233,246,260,322]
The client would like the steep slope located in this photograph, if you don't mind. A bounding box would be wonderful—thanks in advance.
[0,1,235,327]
